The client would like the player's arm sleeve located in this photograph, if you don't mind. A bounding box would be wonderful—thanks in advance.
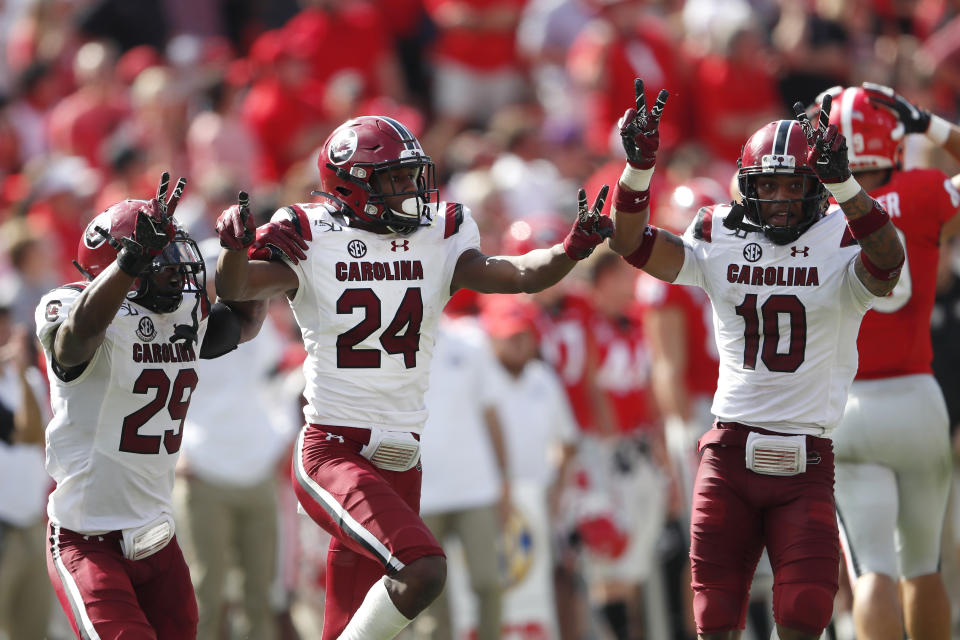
[34,287,83,352]
[34,286,104,382]
[446,204,481,251]
[268,207,311,303]
[199,302,243,359]
[443,204,482,293]
[670,226,707,289]
[844,254,876,312]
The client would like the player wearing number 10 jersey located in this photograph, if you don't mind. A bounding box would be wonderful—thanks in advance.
[214,115,614,640]
[35,174,267,640]
[609,78,904,640]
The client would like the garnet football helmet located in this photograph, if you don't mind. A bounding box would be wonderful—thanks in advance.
[314,115,438,234]
[736,120,829,245]
[817,86,903,171]
[76,199,205,313]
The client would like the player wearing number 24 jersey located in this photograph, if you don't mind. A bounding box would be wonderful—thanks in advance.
[609,78,904,640]
[35,174,267,640]
[214,115,614,640]
[818,84,960,640]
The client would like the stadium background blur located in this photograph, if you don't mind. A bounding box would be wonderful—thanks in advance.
[2,0,960,638]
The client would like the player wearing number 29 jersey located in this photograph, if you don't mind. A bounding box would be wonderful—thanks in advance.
[34,174,267,640]
[609,78,904,640]
[819,85,960,640]
[214,115,613,640]
[37,283,208,534]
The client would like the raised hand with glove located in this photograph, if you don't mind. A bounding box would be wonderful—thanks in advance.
[563,185,613,260]
[215,193,309,264]
[108,172,182,277]
[793,94,862,203]
[861,82,960,165]
[215,191,256,250]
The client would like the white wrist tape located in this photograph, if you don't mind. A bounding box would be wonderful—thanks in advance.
[825,175,861,203]
[926,114,952,146]
[620,164,654,192]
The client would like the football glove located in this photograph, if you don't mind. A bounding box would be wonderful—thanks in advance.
[215,191,256,250]
[618,78,669,169]
[563,185,614,260]
[248,220,309,264]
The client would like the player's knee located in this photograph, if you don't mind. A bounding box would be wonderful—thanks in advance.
[402,555,447,606]
[693,590,745,633]
[774,582,834,633]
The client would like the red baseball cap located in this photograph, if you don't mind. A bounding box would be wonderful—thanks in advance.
[481,295,539,339]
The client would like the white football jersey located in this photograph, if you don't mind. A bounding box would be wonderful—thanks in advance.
[35,284,209,534]
[274,201,481,433]
[674,205,874,435]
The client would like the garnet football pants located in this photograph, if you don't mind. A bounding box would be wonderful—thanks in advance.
[689,423,839,635]
[292,424,444,640]
[47,523,198,640]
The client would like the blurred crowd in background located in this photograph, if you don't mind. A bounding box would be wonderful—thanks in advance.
[2,0,960,638]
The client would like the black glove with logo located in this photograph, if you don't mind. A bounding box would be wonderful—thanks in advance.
[618,78,669,169]
[108,173,183,276]
[861,82,931,134]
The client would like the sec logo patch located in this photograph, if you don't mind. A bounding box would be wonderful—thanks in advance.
[136,317,157,342]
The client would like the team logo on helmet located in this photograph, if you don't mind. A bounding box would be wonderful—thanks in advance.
[136,317,157,342]
[328,129,358,165]
[83,212,112,249]
[347,239,367,258]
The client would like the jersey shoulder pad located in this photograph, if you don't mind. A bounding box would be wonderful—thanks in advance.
[270,203,319,241]
[688,204,724,243]
[440,201,467,239]
[35,284,87,347]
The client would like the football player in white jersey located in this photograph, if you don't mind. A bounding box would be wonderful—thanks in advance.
[607,80,905,640]
[213,115,614,640]
[36,174,267,640]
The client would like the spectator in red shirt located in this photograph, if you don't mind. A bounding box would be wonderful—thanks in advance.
[241,29,325,185]
[689,17,784,165]
[25,155,100,283]
[567,0,691,157]
[423,0,529,150]
[48,41,130,169]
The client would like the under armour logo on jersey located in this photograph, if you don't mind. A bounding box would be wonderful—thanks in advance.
[791,246,810,257]
[391,240,410,252]
[325,433,345,443]
[743,243,763,262]
[347,239,367,258]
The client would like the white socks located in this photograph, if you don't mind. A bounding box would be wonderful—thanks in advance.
[336,577,413,640]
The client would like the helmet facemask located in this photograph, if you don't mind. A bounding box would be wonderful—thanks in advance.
[131,231,206,313]
[733,120,829,245]
[365,157,438,234]
[738,170,828,245]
